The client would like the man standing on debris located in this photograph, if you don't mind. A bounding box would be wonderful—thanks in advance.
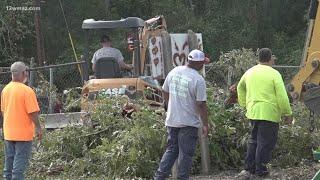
[91,35,133,72]
[1,62,42,180]
[154,49,209,180]
[237,48,292,178]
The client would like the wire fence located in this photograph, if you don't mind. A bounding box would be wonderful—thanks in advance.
[273,65,300,83]
[204,64,301,90]
[0,61,301,114]
[0,61,86,114]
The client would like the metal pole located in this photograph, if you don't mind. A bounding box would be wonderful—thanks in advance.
[227,66,233,90]
[84,29,90,81]
[28,57,35,87]
[199,129,210,175]
[133,28,141,76]
[80,55,89,82]
[48,68,54,114]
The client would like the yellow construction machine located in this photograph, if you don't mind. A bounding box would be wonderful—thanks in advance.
[81,16,167,112]
[288,1,320,178]
[80,16,202,112]
[288,0,320,116]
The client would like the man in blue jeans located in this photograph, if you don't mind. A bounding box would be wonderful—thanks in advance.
[1,62,42,180]
[154,49,209,180]
[237,48,292,179]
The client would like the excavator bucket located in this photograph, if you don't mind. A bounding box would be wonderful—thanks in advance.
[304,86,320,116]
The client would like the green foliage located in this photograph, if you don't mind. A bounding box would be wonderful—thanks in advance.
[0,0,309,67]
[0,87,319,179]
[89,108,166,178]
[271,31,305,65]
[194,87,249,172]
[63,87,82,112]
[0,0,35,66]
[34,73,57,97]
[193,87,320,173]
[274,125,314,167]
[273,103,320,167]
[218,48,257,82]
[27,97,166,179]
[206,48,257,87]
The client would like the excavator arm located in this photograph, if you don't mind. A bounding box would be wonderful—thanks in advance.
[289,0,320,115]
[139,16,167,75]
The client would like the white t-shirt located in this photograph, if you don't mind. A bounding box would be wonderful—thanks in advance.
[91,47,124,64]
[162,66,207,128]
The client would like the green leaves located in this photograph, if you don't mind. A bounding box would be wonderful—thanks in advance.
[0,0,35,66]
[2,87,318,179]
[26,96,166,179]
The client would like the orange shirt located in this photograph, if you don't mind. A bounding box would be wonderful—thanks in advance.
[1,82,40,141]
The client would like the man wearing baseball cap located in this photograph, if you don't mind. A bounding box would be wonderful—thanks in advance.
[154,49,209,180]
[1,61,42,179]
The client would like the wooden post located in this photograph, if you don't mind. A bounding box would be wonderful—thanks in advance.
[161,31,173,77]
[199,128,210,175]
[188,29,211,175]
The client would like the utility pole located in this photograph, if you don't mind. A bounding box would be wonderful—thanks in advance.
[34,0,45,65]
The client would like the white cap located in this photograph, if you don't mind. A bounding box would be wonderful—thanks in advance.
[188,49,205,62]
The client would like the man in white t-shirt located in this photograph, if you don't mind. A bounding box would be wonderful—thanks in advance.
[154,49,209,180]
[91,35,133,72]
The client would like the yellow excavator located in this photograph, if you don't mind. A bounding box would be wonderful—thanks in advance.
[288,0,320,116]
[281,1,320,178]
[81,16,167,112]
[80,16,202,112]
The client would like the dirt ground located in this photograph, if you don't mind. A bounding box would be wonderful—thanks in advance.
[191,162,320,180]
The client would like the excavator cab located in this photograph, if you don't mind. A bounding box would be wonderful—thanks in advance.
[80,16,203,112]
[80,16,169,112]
[82,17,145,77]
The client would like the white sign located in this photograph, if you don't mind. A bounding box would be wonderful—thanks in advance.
[170,33,203,67]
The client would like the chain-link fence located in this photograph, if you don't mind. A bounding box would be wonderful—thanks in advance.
[0,61,86,114]
[273,65,300,83]
[205,64,301,90]
[1,61,301,114]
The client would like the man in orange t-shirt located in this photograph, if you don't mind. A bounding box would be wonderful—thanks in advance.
[1,61,42,180]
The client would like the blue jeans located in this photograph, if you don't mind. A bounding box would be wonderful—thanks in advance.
[245,120,279,175]
[154,126,198,180]
[3,140,32,180]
